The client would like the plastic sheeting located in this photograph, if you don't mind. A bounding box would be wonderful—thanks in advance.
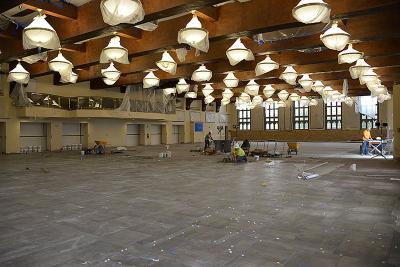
[23,14,60,50]
[100,36,129,64]
[178,14,209,53]
[100,0,145,26]
[10,83,31,107]
[355,95,377,119]
[175,48,188,62]
[116,85,175,114]
[22,52,48,64]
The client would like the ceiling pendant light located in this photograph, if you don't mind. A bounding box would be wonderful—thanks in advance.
[277,100,287,108]
[349,59,370,79]
[322,86,334,102]
[143,71,160,88]
[23,10,60,50]
[176,78,190,94]
[359,68,378,85]
[255,55,279,76]
[312,80,325,93]
[245,79,260,96]
[163,88,176,96]
[103,77,117,85]
[202,84,214,97]
[101,62,121,80]
[222,88,234,99]
[263,85,276,98]
[223,72,239,88]
[338,44,363,64]
[289,93,301,101]
[192,64,212,82]
[320,21,350,51]
[103,78,118,85]
[100,0,145,26]
[239,92,251,103]
[292,0,331,24]
[331,91,342,101]
[309,99,318,106]
[226,38,254,66]
[185,91,197,99]
[8,61,30,84]
[221,98,231,106]
[100,36,129,64]
[300,96,310,106]
[298,74,313,92]
[178,13,209,52]
[156,51,177,75]
[344,96,354,106]
[280,66,298,85]
[204,95,215,104]
[60,72,78,84]
[278,90,289,101]
[264,98,274,106]
[49,50,73,77]
[252,95,263,106]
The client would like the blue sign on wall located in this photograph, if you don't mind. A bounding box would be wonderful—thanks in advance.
[195,122,203,132]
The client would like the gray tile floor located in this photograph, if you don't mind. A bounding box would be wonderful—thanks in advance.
[0,144,399,267]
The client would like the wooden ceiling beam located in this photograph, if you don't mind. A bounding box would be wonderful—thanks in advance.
[21,0,78,20]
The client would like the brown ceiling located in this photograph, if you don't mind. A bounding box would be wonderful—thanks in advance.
[1,0,399,99]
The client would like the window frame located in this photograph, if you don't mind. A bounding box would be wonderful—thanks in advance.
[237,108,251,131]
[292,101,309,130]
[264,103,279,130]
[325,101,342,130]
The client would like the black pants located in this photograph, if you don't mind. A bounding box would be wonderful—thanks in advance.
[204,140,210,150]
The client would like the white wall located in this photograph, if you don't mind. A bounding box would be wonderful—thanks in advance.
[126,124,140,146]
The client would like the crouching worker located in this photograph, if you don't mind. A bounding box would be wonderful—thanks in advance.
[232,143,247,163]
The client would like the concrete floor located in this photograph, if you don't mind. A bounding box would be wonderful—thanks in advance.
[0,143,399,267]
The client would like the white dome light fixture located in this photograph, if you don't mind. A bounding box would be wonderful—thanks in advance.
[100,36,129,64]
[204,95,215,105]
[176,78,190,94]
[222,88,234,99]
[100,0,145,26]
[322,86,334,102]
[292,0,331,24]
[101,62,121,80]
[245,79,260,96]
[309,99,318,106]
[223,72,239,88]
[221,98,231,106]
[349,59,370,79]
[289,93,301,102]
[277,100,287,108]
[338,44,363,64]
[239,92,251,103]
[192,64,212,82]
[202,83,214,97]
[300,96,310,106]
[312,80,325,93]
[264,98,274,106]
[359,68,378,85]
[252,95,263,106]
[255,55,279,76]
[280,66,298,85]
[178,13,209,52]
[263,85,276,98]
[278,90,289,101]
[226,38,254,66]
[8,61,30,84]
[156,51,177,75]
[298,74,313,92]
[143,71,160,88]
[23,11,60,50]
[60,71,78,84]
[320,21,350,51]
[185,91,197,99]
[49,50,73,74]
[163,88,176,96]
[103,77,117,86]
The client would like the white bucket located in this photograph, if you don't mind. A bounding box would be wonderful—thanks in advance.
[254,155,260,161]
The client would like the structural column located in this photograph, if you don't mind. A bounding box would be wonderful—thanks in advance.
[47,121,63,151]
[393,84,400,160]
[140,124,151,146]
[162,122,173,145]
[5,119,20,154]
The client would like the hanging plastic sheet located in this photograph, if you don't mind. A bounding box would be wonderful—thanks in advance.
[355,95,377,119]
[10,83,31,107]
[100,0,145,26]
